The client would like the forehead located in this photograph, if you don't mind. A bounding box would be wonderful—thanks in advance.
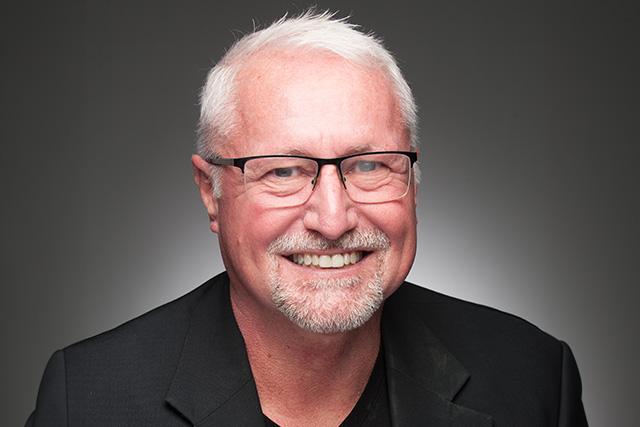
[228,49,407,157]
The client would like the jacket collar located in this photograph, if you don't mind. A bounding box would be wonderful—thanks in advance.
[382,287,494,426]
[165,274,263,426]
[166,276,492,426]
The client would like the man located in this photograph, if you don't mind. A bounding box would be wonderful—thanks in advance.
[28,11,587,426]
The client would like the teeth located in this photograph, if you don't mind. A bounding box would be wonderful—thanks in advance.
[289,252,364,269]
[331,254,344,268]
[343,253,350,265]
[319,255,331,268]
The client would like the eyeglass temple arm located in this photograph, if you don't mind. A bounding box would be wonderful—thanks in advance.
[205,157,233,166]
[204,157,249,172]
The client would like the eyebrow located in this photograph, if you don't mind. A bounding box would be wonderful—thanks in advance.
[283,143,375,158]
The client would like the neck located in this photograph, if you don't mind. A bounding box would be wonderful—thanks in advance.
[230,284,382,427]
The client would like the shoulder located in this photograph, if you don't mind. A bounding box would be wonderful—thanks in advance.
[386,282,564,381]
[30,274,230,424]
[61,274,227,406]
[388,282,559,343]
[385,283,587,425]
[64,275,219,361]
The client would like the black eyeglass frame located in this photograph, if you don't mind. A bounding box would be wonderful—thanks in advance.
[205,150,418,189]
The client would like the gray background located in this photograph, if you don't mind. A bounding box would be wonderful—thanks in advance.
[2,1,638,425]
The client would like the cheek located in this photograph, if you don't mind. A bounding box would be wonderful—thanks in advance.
[219,199,303,254]
[364,200,416,243]
[361,202,417,289]
[394,205,418,261]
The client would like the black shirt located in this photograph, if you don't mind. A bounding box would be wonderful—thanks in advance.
[263,348,391,426]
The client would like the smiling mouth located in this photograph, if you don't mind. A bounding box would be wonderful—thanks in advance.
[286,251,368,269]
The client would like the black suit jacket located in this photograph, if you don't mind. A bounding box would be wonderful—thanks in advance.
[27,273,587,426]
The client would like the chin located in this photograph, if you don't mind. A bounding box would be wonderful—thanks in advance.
[268,260,385,334]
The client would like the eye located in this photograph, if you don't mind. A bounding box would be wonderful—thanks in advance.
[355,161,378,172]
[273,167,296,178]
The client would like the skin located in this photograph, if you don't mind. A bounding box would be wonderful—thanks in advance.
[192,50,418,426]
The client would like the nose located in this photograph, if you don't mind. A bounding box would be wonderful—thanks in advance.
[302,165,358,240]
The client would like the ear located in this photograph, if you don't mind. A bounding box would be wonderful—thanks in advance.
[191,154,220,233]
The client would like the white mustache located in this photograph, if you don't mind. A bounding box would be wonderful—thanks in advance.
[268,229,391,254]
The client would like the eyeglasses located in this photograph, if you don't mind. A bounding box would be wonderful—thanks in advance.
[205,151,418,208]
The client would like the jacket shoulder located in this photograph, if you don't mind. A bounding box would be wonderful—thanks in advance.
[54,274,227,424]
[387,283,566,388]
[391,282,587,424]
[65,276,215,357]
[389,282,561,351]
[386,283,575,423]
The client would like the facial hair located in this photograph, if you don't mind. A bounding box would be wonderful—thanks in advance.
[266,228,391,334]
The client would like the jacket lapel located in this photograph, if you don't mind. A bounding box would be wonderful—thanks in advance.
[383,288,494,426]
[165,275,264,426]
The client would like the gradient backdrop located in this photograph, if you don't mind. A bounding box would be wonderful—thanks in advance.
[2,1,638,425]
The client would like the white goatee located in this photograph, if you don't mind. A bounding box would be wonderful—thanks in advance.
[267,228,390,334]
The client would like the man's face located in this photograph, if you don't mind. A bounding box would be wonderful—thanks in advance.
[195,51,417,333]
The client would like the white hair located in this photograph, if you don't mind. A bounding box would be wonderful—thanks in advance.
[196,9,419,194]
